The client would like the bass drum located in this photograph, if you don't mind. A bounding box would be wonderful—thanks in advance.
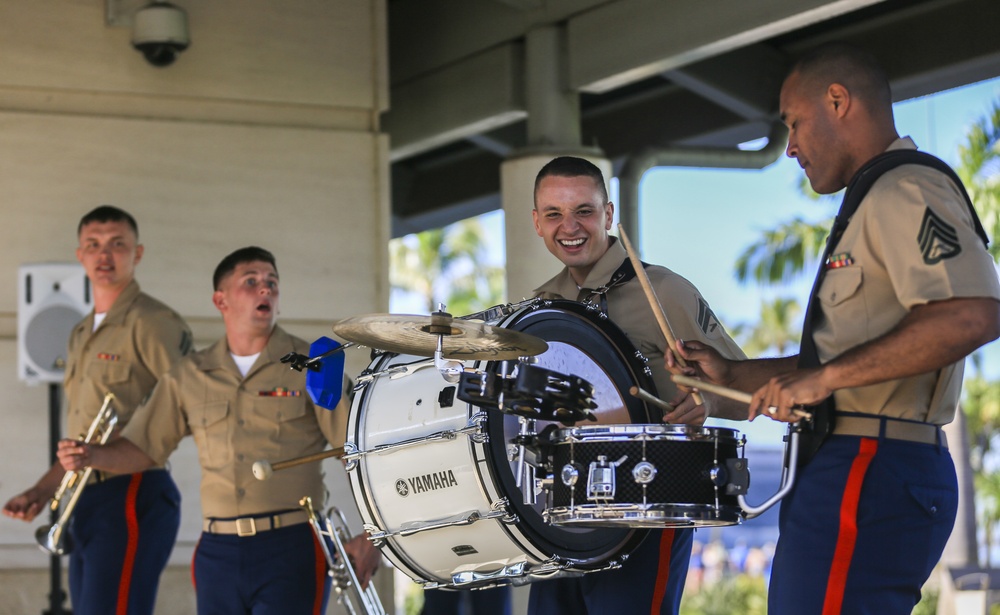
[345,299,656,589]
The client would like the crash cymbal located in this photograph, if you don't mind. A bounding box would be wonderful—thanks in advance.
[331,312,548,360]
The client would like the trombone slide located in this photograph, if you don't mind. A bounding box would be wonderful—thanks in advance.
[301,496,386,615]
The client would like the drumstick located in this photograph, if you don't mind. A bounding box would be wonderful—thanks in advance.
[617,224,704,406]
[252,446,346,481]
[629,386,675,413]
[671,374,812,420]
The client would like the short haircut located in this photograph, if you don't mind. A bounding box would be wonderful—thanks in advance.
[213,246,278,290]
[78,205,139,238]
[788,42,892,114]
[534,156,610,205]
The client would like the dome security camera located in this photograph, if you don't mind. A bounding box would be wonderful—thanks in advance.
[131,1,189,67]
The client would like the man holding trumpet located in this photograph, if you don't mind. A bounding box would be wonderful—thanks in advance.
[669,43,1000,614]
[57,247,381,615]
[3,206,192,615]
[527,156,746,615]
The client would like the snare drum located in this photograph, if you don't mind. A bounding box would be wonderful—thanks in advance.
[345,299,657,589]
[546,424,748,528]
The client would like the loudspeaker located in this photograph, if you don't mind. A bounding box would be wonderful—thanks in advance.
[18,263,91,384]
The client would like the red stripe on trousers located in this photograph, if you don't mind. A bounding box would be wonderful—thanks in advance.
[311,529,327,615]
[191,539,199,590]
[116,473,144,615]
[822,438,878,615]
[650,529,675,615]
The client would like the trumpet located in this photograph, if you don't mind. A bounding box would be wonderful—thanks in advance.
[36,392,118,555]
[300,496,387,615]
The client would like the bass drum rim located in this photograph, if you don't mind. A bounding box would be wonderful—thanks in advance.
[481,299,658,567]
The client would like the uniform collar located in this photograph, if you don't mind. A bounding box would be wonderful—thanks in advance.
[532,236,626,298]
[886,136,917,152]
[199,325,294,377]
[81,279,142,332]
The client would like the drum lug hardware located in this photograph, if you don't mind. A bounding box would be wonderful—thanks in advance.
[342,442,361,472]
[632,461,657,485]
[490,498,517,524]
[633,350,649,365]
[724,458,750,496]
[369,508,511,541]
[560,463,582,487]
[586,455,627,501]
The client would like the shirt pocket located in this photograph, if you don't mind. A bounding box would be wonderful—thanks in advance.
[257,396,312,454]
[819,267,863,307]
[189,400,231,469]
[87,359,132,384]
[818,267,866,349]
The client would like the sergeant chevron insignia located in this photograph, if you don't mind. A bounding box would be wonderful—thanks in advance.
[697,297,720,335]
[918,207,961,265]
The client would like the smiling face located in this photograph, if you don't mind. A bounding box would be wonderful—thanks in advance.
[76,219,143,295]
[212,260,280,333]
[532,174,614,285]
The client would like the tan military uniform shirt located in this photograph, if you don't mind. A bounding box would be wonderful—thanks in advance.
[122,326,350,519]
[64,280,191,440]
[534,236,745,401]
[816,137,1000,424]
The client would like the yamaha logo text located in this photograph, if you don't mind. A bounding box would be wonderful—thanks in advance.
[396,470,459,496]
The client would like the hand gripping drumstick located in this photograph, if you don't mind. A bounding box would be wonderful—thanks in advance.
[616,224,704,406]
[671,374,812,420]
[252,446,346,481]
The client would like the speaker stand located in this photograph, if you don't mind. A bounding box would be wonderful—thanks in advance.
[43,383,70,615]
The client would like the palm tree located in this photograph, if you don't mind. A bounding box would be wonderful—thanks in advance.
[389,216,505,316]
[732,297,802,357]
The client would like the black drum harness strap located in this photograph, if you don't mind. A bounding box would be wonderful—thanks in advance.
[796,148,989,466]
[580,258,649,315]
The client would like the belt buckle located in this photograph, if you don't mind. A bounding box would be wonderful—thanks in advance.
[236,517,257,537]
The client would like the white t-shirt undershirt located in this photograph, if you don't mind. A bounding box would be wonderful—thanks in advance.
[93,312,107,331]
[231,352,260,378]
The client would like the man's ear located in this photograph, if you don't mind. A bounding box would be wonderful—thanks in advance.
[828,83,850,118]
[212,290,226,312]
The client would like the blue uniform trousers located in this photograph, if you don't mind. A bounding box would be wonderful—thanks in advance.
[193,522,331,615]
[69,469,181,615]
[768,436,957,614]
[527,528,693,615]
[421,585,512,615]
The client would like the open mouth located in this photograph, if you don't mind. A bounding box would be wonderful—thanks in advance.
[256,302,272,314]
[559,238,585,247]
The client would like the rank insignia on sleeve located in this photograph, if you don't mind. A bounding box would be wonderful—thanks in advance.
[696,297,720,335]
[258,387,301,397]
[918,207,961,265]
[96,353,120,361]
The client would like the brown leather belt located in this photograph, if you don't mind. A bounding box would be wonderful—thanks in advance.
[833,415,947,449]
[203,509,309,537]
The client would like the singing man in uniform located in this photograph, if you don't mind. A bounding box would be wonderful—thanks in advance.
[56,246,381,615]
[671,43,1000,613]
[527,156,746,615]
[3,205,192,615]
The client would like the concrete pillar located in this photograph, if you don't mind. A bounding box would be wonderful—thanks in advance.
[501,152,611,303]
[502,24,612,303]
[525,25,581,147]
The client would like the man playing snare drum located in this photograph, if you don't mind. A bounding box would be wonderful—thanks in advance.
[528,156,746,614]
[57,246,381,615]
